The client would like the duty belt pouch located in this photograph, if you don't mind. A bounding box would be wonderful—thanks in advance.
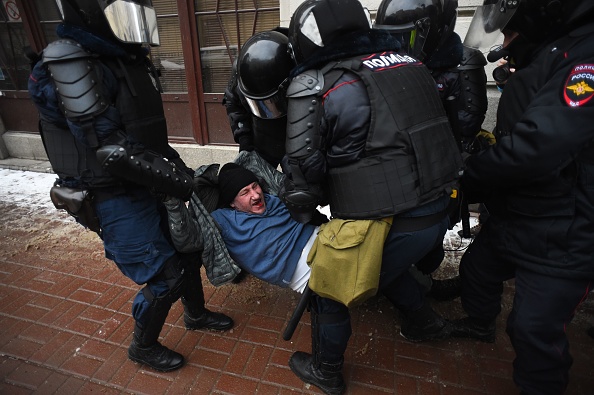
[50,185,101,235]
[306,217,393,307]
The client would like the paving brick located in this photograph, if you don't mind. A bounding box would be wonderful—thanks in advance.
[393,373,419,394]
[181,367,218,394]
[92,343,128,383]
[19,322,60,345]
[30,330,73,365]
[215,373,259,394]
[240,325,283,347]
[0,316,23,348]
[197,331,237,354]
[351,365,395,392]
[79,381,122,394]
[127,369,175,394]
[48,276,87,299]
[349,382,396,394]
[164,363,202,394]
[269,347,293,367]
[2,332,41,360]
[105,315,134,345]
[65,315,103,336]
[69,287,101,305]
[28,293,62,311]
[5,363,53,390]
[45,333,87,368]
[188,346,230,371]
[38,371,69,393]
[244,343,273,380]
[52,302,87,330]
[224,341,254,375]
[255,381,281,394]
[0,382,33,395]
[78,338,117,361]
[55,376,86,393]
[263,363,304,391]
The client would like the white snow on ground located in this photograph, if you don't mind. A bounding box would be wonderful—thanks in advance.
[0,168,58,211]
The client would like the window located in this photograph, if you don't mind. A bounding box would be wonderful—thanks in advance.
[0,1,59,91]
[195,0,280,93]
[151,0,188,93]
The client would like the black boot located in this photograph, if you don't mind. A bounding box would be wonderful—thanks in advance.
[588,326,594,339]
[184,306,234,331]
[400,301,452,342]
[451,316,496,343]
[180,260,234,331]
[289,351,345,395]
[128,323,184,372]
[427,275,462,301]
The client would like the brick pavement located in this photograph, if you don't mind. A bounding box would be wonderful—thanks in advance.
[1,166,593,394]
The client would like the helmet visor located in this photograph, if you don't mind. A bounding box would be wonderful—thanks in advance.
[463,2,518,49]
[244,88,288,119]
[373,22,426,60]
[104,0,160,46]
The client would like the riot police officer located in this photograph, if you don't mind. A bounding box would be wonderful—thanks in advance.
[281,0,463,393]
[28,0,233,372]
[373,0,490,296]
[222,29,295,168]
[451,1,594,393]
[374,0,488,153]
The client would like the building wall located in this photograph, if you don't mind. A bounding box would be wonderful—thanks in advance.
[1,0,502,169]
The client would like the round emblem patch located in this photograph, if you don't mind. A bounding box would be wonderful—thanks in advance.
[564,64,594,107]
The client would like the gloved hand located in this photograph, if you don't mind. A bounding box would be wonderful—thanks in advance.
[170,157,195,178]
[238,135,255,152]
[466,130,496,154]
[308,209,329,226]
[280,178,324,224]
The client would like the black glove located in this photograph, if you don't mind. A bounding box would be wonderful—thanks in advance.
[308,209,329,226]
[238,135,255,152]
[280,178,324,224]
[169,157,195,178]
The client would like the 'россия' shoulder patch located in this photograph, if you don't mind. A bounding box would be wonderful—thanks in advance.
[564,64,594,107]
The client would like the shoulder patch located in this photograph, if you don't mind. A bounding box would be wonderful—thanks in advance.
[564,64,594,107]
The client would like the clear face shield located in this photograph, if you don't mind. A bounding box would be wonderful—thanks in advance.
[243,79,289,120]
[103,0,160,46]
[463,0,519,50]
[373,20,427,59]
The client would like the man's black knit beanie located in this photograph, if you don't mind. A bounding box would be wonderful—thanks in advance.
[218,163,259,206]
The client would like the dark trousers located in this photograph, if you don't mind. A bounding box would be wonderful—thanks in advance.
[312,196,450,363]
[95,188,205,326]
[459,220,592,395]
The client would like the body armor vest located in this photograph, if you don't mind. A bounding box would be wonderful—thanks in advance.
[40,40,168,188]
[287,52,462,219]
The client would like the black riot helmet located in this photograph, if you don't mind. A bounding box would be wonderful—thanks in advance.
[55,0,160,46]
[237,30,295,119]
[374,0,453,61]
[288,0,372,64]
[465,0,594,50]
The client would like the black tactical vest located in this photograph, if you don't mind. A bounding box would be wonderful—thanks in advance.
[322,52,462,218]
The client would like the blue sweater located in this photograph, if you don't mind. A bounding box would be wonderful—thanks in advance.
[211,194,316,287]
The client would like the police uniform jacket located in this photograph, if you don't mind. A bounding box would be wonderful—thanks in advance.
[461,21,594,279]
